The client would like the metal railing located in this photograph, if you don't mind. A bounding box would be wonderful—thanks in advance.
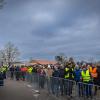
[3,71,100,100]
[24,72,100,100]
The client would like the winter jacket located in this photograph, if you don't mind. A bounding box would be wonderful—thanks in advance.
[52,70,60,77]
[59,68,64,78]
[74,69,81,82]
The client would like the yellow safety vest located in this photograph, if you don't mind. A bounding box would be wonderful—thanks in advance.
[28,67,33,74]
[81,70,91,82]
[0,68,4,73]
[65,68,74,79]
[2,67,7,72]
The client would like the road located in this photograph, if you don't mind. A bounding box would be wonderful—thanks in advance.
[0,79,37,100]
[0,79,58,100]
[0,78,99,100]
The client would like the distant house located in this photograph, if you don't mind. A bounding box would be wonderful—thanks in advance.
[12,61,30,66]
[29,59,57,65]
[11,62,24,66]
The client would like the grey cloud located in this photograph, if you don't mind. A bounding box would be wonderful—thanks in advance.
[0,0,100,60]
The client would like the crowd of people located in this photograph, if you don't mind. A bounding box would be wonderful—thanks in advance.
[0,58,100,98]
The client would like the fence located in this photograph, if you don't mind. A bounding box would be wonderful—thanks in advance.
[4,71,100,100]
[27,73,100,100]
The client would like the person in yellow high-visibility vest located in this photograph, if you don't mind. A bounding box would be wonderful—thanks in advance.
[81,65,92,98]
[2,66,7,79]
[81,69,91,82]
[27,66,33,82]
[27,66,33,74]
[64,63,74,96]
[0,67,4,86]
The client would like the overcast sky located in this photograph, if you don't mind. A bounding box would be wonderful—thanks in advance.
[0,0,100,61]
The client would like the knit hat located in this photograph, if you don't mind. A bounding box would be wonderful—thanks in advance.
[75,65,79,69]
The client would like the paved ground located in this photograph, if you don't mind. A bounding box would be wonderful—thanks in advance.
[0,79,39,100]
[1,79,99,100]
[0,79,58,100]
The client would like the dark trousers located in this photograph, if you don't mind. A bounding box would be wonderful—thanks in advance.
[15,72,20,81]
[93,78,98,95]
[77,82,84,97]
[21,72,26,81]
[39,75,45,89]
[0,73,4,86]
[3,72,6,79]
[64,79,73,96]
[0,80,4,86]
[47,77,52,93]
[10,72,14,79]
[51,77,59,96]
[83,82,92,98]
[59,79,64,95]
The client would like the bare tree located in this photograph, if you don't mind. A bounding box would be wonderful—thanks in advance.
[55,53,68,66]
[88,57,95,64]
[0,50,6,66]
[0,42,20,66]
